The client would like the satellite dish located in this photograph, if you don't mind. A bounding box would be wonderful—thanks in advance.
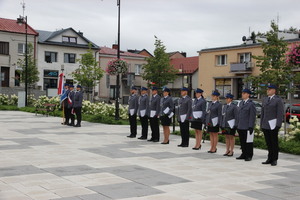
[242,36,247,41]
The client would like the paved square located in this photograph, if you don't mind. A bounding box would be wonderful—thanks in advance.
[0,111,300,200]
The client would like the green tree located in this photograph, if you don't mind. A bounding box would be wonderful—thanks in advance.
[142,36,178,88]
[17,43,39,88]
[71,44,104,101]
[245,21,300,96]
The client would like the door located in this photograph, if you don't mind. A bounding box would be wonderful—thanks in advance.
[1,67,9,87]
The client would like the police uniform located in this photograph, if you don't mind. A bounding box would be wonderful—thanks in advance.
[67,86,75,126]
[236,89,257,161]
[206,92,222,133]
[148,87,161,142]
[127,87,139,138]
[191,89,206,130]
[73,85,83,127]
[221,94,238,135]
[160,88,174,127]
[62,84,70,125]
[138,87,149,140]
[261,85,284,166]
[177,87,192,147]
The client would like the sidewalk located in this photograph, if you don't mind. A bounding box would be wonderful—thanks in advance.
[0,111,300,200]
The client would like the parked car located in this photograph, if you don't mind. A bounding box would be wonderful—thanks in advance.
[285,104,300,123]
[232,100,262,117]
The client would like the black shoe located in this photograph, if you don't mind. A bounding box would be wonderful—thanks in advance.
[177,144,183,147]
[223,152,229,156]
[127,135,136,138]
[67,123,75,126]
[147,139,154,142]
[208,150,217,153]
[138,137,147,140]
[61,122,68,125]
[181,145,188,147]
[227,152,234,157]
[153,140,159,142]
[236,156,245,160]
[262,160,271,164]
[161,141,169,144]
[74,124,81,127]
[193,145,201,150]
[271,161,277,166]
[244,157,252,161]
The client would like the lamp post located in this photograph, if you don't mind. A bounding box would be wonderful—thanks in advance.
[115,0,121,120]
[17,15,28,106]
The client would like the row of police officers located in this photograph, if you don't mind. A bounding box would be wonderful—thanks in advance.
[128,84,284,166]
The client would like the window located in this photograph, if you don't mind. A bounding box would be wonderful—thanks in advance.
[216,55,227,66]
[45,51,57,63]
[215,78,231,97]
[0,42,9,55]
[18,43,25,54]
[62,36,77,43]
[64,53,76,63]
[135,64,142,75]
[110,85,116,100]
[239,53,251,63]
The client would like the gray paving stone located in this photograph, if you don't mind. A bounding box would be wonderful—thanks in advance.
[251,188,297,199]
[259,177,300,188]
[51,197,82,200]
[88,182,163,199]
[0,144,29,150]
[78,193,112,200]
[9,138,57,146]
[0,165,46,177]
[239,190,283,200]
[43,165,103,176]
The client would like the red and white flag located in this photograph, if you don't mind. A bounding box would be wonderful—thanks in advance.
[57,73,65,95]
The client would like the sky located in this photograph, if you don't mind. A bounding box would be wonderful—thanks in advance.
[1,0,300,56]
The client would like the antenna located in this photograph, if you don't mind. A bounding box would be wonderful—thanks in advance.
[20,0,25,17]
[277,12,280,26]
[249,27,251,37]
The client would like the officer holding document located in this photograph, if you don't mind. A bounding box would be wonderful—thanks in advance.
[160,87,174,144]
[127,86,139,138]
[220,93,238,157]
[73,85,83,127]
[177,87,192,147]
[261,84,284,166]
[191,88,206,150]
[236,89,256,161]
[148,87,161,142]
[138,87,149,140]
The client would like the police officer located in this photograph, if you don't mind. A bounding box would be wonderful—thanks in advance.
[191,88,206,150]
[160,87,174,144]
[148,87,161,142]
[67,85,75,126]
[236,89,257,161]
[220,93,238,157]
[206,91,222,153]
[73,85,83,127]
[177,87,192,147]
[138,87,149,140]
[62,83,70,125]
[127,86,139,138]
[261,84,284,166]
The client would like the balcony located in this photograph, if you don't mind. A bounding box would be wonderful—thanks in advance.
[230,62,253,73]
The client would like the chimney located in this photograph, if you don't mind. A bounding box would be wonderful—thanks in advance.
[181,52,187,57]
[78,31,83,36]
[112,44,118,50]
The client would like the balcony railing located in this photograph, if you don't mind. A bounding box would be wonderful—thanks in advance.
[230,62,253,73]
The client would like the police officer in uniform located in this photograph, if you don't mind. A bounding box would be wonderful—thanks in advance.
[261,84,284,166]
[177,87,192,147]
[67,85,75,126]
[148,87,161,142]
[160,87,174,144]
[73,85,83,127]
[236,89,257,161]
[127,86,139,138]
[191,88,206,150]
[138,87,149,140]
[62,83,70,125]
[220,93,238,156]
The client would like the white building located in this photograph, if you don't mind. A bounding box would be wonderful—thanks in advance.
[36,28,99,90]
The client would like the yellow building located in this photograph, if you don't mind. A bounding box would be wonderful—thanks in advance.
[198,37,300,100]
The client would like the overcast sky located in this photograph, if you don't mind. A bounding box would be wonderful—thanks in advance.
[1,0,300,56]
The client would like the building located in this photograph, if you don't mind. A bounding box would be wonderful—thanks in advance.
[198,31,300,100]
[167,51,186,59]
[127,49,153,57]
[167,56,199,97]
[0,17,38,88]
[36,28,99,91]
[98,45,149,103]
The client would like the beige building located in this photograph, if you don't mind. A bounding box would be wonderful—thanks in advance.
[198,34,300,100]
[98,46,149,103]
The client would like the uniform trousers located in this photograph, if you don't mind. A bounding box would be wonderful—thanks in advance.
[74,107,82,125]
[262,129,279,162]
[67,107,75,124]
[64,103,70,123]
[149,117,160,141]
[139,116,148,138]
[179,121,190,146]
[129,114,137,136]
[237,129,253,159]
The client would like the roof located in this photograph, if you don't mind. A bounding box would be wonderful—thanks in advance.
[127,49,153,57]
[0,17,38,35]
[170,56,199,74]
[99,47,148,58]
[37,28,99,49]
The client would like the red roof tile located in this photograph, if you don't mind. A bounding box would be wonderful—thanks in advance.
[99,47,147,58]
[170,56,199,74]
[0,18,38,35]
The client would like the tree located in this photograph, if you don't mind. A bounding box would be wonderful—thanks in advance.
[17,43,39,88]
[142,36,178,88]
[71,44,104,101]
[245,21,300,96]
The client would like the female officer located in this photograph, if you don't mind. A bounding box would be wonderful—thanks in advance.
[160,87,174,144]
[191,88,206,150]
[206,91,222,153]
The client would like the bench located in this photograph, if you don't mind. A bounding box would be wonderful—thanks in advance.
[35,103,57,117]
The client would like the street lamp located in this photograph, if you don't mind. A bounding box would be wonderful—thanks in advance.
[17,15,28,106]
[115,0,121,120]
